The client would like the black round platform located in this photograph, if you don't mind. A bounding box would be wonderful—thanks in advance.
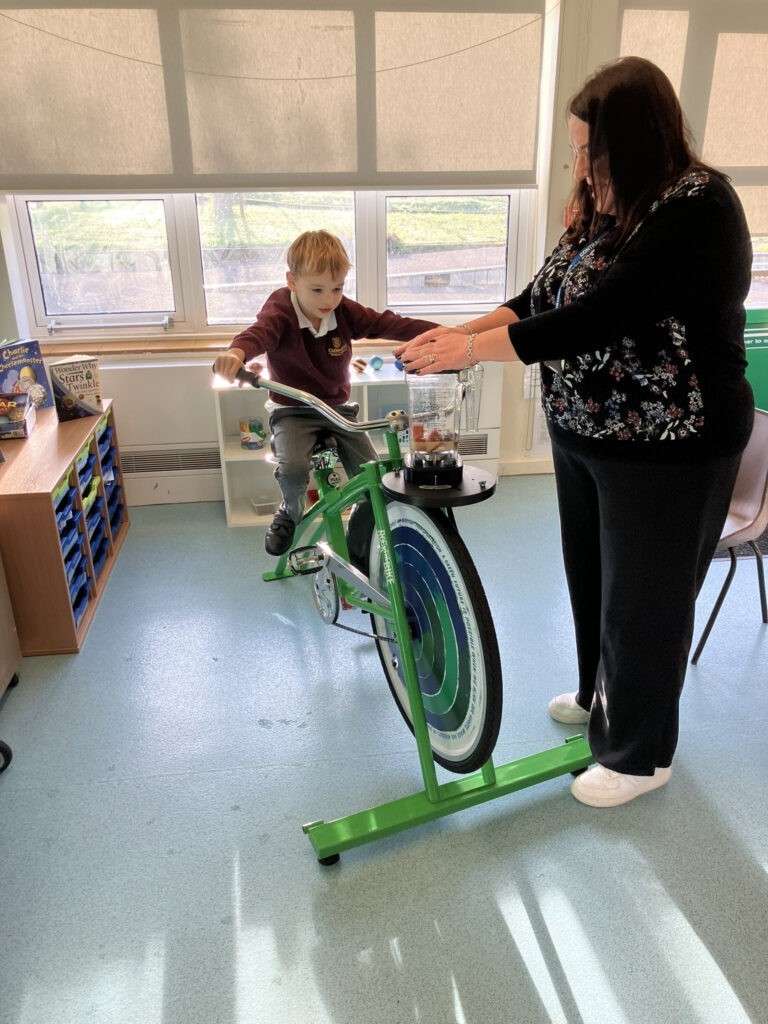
[381,466,496,508]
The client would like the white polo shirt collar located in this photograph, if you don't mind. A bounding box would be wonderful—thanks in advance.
[290,290,337,338]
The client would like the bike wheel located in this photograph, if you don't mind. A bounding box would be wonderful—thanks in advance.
[369,500,502,774]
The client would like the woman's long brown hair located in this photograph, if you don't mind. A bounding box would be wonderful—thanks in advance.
[565,56,723,247]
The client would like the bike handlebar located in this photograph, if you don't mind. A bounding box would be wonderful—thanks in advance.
[232,367,401,434]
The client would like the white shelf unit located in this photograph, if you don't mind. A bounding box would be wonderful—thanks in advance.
[213,359,502,527]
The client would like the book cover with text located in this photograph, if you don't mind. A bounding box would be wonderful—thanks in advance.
[49,355,103,421]
[0,338,54,409]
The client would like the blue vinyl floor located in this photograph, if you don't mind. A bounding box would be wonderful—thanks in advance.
[1,474,767,1024]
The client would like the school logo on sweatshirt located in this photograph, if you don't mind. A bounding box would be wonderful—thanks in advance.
[328,336,348,357]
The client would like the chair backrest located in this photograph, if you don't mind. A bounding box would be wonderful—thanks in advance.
[720,408,768,547]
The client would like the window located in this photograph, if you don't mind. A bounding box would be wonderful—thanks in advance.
[195,192,356,325]
[27,198,175,320]
[3,188,531,341]
[8,195,185,335]
[382,193,513,314]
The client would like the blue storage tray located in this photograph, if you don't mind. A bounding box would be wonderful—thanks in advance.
[107,484,122,515]
[100,450,116,479]
[68,566,88,605]
[91,536,109,578]
[109,505,124,535]
[72,577,93,629]
[95,414,111,443]
[55,489,77,530]
[53,476,76,512]
[86,497,105,539]
[77,451,97,488]
[64,540,84,583]
[59,510,84,559]
[97,427,114,459]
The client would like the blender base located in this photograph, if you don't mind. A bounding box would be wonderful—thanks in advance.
[382,466,496,508]
[403,462,464,488]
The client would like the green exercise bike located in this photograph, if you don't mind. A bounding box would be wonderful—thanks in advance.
[231,365,592,864]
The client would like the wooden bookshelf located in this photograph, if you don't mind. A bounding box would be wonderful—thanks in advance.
[0,401,129,655]
[0,547,20,692]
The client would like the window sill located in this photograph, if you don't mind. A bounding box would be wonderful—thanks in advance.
[39,336,233,359]
[38,336,408,360]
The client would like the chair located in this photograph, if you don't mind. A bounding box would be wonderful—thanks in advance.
[691,408,768,664]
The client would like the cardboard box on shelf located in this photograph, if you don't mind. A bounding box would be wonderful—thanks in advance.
[49,355,103,421]
[0,393,36,438]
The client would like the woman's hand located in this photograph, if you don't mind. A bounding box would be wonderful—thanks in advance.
[394,329,473,374]
[393,325,454,359]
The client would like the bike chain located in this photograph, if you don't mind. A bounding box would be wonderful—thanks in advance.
[330,615,395,642]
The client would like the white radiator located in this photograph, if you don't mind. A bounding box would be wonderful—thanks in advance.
[99,357,224,506]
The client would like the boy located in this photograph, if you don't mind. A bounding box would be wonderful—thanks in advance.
[213,230,436,557]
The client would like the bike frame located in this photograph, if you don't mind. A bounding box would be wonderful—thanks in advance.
[238,369,593,863]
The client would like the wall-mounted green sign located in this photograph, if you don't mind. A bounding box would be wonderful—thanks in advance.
[745,328,768,409]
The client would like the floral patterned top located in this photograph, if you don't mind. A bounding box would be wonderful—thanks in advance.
[505,169,754,459]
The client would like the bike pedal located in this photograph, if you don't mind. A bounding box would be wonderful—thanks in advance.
[288,545,325,575]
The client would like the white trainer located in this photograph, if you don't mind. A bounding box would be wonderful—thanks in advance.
[571,764,672,807]
[548,691,590,724]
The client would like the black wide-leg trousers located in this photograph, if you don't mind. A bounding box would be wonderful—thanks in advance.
[551,441,741,774]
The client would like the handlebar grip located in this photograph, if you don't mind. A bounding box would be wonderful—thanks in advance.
[210,361,262,388]
[235,367,261,388]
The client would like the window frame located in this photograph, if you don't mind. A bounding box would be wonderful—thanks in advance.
[371,188,527,318]
[1,187,535,347]
[4,193,196,339]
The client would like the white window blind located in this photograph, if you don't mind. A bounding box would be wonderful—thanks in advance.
[702,31,768,168]
[0,1,545,190]
[618,8,689,94]
[619,1,768,308]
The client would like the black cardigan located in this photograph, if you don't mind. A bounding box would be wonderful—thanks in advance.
[505,170,754,459]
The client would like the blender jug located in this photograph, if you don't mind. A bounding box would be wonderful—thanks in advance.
[405,373,463,487]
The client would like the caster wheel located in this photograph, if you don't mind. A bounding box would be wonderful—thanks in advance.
[0,740,12,773]
[318,853,340,867]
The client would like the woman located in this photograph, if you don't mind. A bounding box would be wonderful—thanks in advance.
[395,57,754,808]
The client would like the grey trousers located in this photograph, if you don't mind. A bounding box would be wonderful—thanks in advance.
[269,404,377,524]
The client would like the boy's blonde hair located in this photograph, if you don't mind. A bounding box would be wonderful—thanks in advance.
[286,230,352,279]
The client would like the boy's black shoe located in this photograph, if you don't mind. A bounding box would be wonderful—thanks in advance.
[265,508,296,555]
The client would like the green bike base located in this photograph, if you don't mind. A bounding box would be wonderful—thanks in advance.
[302,734,593,862]
[263,569,292,582]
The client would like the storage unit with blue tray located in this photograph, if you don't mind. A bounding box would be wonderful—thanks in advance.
[0,547,20,771]
[0,401,130,655]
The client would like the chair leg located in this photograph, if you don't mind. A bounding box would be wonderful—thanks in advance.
[691,548,738,665]
[747,540,768,623]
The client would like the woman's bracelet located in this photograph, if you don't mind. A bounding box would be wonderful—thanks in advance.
[466,332,478,367]
[458,323,472,335]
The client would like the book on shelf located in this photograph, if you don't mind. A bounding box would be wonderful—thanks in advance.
[49,354,103,421]
[0,338,54,409]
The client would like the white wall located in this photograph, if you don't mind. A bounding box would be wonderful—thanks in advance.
[99,356,224,506]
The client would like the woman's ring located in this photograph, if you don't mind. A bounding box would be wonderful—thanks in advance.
[428,353,435,364]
